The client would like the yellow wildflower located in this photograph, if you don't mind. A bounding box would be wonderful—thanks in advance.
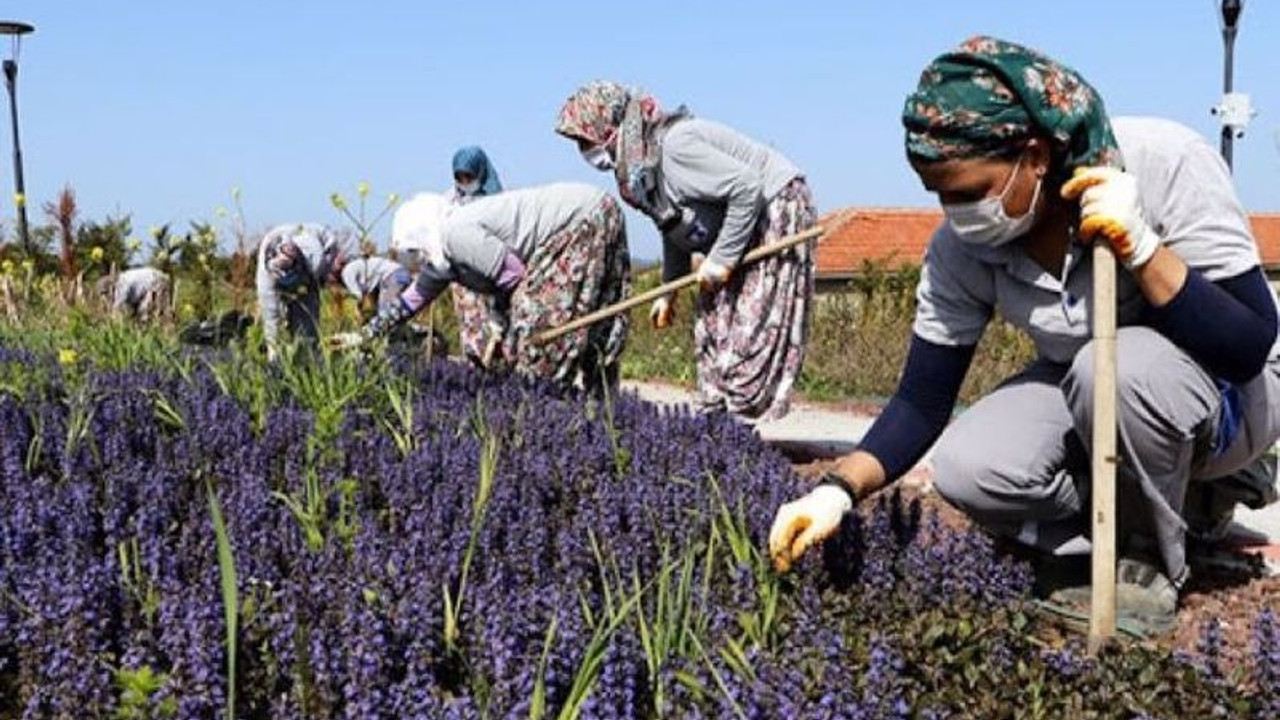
[357,181,370,198]
[387,193,400,206]
[90,247,105,263]
[330,193,347,211]
[58,348,77,366]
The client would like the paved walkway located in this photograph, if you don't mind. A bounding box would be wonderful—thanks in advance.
[622,380,1280,557]
[622,381,876,459]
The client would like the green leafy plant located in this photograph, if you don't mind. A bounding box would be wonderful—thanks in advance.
[217,187,254,312]
[329,182,399,254]
[113,664,177,719]
[180,221,221,321]
[443,394,502,654]
[117,537,161,626]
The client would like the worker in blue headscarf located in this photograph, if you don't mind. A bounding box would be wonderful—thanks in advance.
[446,145,508,363]
[449,145,504,204]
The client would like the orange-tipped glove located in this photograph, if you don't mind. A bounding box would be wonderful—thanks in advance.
[649,295,676,330]
[768,481,854,572]
[1060,167,1159,270]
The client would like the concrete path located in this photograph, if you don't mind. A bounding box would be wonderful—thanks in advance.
[622,380,877,459]
[622,380,1280,557]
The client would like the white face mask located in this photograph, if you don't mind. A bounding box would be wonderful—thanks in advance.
[942,154,1041,247]
[457,179,481,195]
[581,145,615,171]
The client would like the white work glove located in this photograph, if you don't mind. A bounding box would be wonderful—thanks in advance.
[697,257,731,292]
[1060,167,1160,270]
[326,332,365,352]
[768,482,855,573]
[649,295,676,330]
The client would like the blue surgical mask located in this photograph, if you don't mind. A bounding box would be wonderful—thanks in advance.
[942,154,1041,247]
[581,145,615,171]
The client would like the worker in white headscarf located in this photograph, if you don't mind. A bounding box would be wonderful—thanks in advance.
[107,267,171,322]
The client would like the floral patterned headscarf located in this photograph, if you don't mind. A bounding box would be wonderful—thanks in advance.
[902,36,1122,172]
[555,80,689,221]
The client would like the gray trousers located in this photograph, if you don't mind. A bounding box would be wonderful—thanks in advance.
[932,326,1280,585]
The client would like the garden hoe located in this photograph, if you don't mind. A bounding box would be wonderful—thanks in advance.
[531,219,844,346]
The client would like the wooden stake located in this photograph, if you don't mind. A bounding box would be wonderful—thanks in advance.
[1,276,14,323]
[531,225,827,345]
[1088,241,1119,654]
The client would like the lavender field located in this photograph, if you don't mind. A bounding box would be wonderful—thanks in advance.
[0,334,1277,718]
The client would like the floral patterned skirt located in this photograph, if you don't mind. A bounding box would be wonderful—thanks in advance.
[450,284,492,365]
[693,178,816,420]
[499,194,631,388]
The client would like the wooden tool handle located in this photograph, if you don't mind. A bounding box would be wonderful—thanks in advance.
[1088,241,1118,653]
[531,224,827,345]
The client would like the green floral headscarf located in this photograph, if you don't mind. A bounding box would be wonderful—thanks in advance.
[902,36,1122,171]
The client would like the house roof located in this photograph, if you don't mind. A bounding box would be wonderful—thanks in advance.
[815,208,1280,277]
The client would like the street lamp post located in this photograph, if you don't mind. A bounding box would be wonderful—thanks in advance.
[0,21,33,255]
[1213,0,1252,172]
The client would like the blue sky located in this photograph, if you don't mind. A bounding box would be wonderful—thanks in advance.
[3,1,1279,261]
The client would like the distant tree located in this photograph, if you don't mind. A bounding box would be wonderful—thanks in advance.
[149,224,180,276]
[178,221,220,321]
[75,214,131,281]
[43,186,78,279]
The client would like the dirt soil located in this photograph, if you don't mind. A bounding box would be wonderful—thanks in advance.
[793,458,1280,676]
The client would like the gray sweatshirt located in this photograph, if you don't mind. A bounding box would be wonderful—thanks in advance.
[340,257,404,300]
[112,267,169,311]
[255,223,339,345]
[658,118,801,281]
[410,182,607,306]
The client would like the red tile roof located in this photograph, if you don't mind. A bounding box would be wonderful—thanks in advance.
[815,208,1280,277]
[1255,213,1280,268]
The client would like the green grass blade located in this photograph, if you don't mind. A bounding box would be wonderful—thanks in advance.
[207,480,239,720]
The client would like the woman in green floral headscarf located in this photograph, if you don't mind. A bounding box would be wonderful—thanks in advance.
[901,35,1123,171]
[770,36,1280,636]
[555,80,817,420]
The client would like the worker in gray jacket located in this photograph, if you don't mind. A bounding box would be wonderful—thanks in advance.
[557,80,817,420]
[339,255,411,319]
[107,266,171,322]
[769,37,1280,635]
[331,182,631,391]
[256,223,353,360]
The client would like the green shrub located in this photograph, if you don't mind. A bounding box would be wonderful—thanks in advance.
[623,260,1037,406]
